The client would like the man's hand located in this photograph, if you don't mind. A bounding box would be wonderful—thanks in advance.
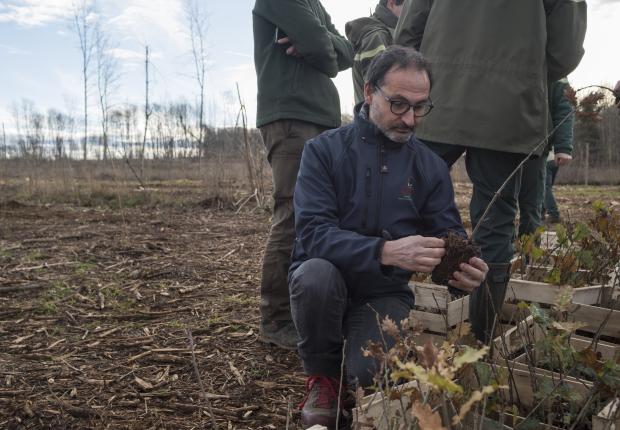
[555,152,573,167]
[380,236,445,273]
[448,257,488,293]
[277,37,302,57]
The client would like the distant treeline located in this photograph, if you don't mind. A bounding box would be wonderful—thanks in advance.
[1,95,619,173]
[1,100,262,161]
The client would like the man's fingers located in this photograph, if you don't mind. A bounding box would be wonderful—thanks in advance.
[458,263,484,279]
[448,278,477,293]
[421,237,446,247]
[468,257,488,273]
[277,36,290,44]
[415,257,442,268]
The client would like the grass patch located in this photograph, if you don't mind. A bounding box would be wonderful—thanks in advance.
[223,293,258,307]
[75,262,97,274]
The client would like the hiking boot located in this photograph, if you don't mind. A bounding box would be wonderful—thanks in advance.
[300,376,349,430]
[545,214,561,224]
[259,321,299,350]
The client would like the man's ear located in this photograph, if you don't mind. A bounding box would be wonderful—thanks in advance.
[364,82,373,105]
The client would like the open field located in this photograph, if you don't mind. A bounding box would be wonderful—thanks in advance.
[1,169,619,429]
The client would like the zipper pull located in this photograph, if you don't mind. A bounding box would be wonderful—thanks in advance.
[380,144,388,174]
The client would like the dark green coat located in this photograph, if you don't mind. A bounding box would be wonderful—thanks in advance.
[394,0,586,155]
[253,0,353,128]
[549,79,574,155]
[345,4,398,104]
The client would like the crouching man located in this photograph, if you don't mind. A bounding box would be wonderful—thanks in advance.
[289,46,488,429]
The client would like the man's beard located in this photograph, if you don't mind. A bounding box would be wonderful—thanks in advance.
[379,124,414,143]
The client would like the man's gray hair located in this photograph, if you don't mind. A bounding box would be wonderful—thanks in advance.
[364,45,432,90]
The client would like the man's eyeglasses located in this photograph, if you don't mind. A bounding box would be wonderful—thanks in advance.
[375,86,433,117]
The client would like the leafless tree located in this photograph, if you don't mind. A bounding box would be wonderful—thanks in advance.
[94,20,118,161]
[72,0,96,160]
[184,0,209,162]
[140,45,153,175]
[1,123,6,159]
[47,109,69,160]
[12,100,44,159]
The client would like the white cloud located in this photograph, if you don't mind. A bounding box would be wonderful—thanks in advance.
[0,0,78,27]
[107,0,188,52]
[107,47,144,61]
[0,43,30,55]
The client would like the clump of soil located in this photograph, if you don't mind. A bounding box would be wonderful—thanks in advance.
[431,231,481,293]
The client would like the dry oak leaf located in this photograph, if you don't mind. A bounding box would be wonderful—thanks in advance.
[381,316,400,339]
[411,401,446,430]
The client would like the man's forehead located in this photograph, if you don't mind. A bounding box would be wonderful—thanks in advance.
[382,67,430,100]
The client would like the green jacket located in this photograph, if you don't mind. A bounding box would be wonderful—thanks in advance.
[253,0,353,128]
[394,0,586,155]
[345,4,398,104]
[549,79,574,155]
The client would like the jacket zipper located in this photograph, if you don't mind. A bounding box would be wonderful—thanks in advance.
[377,143,388,235]
[362,166,371,230]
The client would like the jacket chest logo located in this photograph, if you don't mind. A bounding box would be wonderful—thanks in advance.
[398,177,414,201]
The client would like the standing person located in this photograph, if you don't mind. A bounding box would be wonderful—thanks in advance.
[289,46,488,429]
[395,0,587,342]
[252,0,353,350]
[518,79,574,234]
[345,0,405,105]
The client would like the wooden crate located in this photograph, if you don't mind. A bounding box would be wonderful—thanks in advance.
[592,398,620,430]
[506,276,606,306]
[409,281,469,334]
[353,381,425,429]
[492,316,535,359]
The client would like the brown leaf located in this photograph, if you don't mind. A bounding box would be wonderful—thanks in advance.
[411,401,446,430]
[420,339,438,369]
[381,316,400,340]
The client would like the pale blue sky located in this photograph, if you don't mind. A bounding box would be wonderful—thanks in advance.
[0,0,618,133]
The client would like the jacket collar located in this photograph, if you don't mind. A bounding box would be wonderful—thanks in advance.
[354,102,410,149]
[374,4,398,29]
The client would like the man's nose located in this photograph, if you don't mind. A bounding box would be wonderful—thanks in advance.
[401,107,416,127]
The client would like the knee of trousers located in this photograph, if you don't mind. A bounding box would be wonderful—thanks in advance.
[289,258,347,301]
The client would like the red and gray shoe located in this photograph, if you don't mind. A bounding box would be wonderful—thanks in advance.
[299,376,350,430]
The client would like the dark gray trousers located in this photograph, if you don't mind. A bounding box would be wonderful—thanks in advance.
[289,258,414,388]
[421,141,523,342]
[259,120,328,326]
[518,154,547,237]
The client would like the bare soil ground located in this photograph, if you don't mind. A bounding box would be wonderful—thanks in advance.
[1,181,619,429]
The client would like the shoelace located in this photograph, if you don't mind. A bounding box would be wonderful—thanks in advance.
[298,376,340,409]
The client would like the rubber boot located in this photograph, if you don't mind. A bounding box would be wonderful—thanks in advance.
[469,263,511,343]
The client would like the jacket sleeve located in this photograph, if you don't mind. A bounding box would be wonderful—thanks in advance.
[321,4,354,72]
[550,80,574,155]
[544,0,587,82]
[294,138,388,279]
[393,0,432,50]
[253,0,352,78]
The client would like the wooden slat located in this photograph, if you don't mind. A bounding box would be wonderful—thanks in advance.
[492,316,535,359]
[506,277,604,305]
[488,361,593,408]
[568,303,620,339]
[409,281,449,310]
[592,398,620,430]
[446,296,469,326]
[411,311,447,333]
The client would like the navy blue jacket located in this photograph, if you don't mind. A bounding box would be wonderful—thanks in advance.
[291,106,465,300]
